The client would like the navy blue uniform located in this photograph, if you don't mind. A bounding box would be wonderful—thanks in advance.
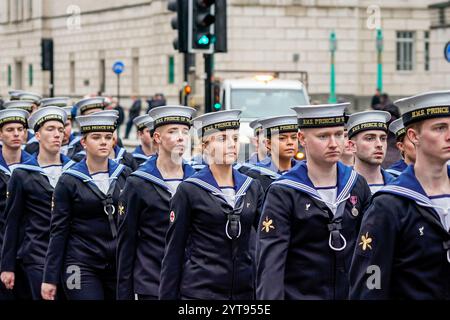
[25,134,81,157]
[349,165,450,299]
[130,145,152,166]
[0,155,75,299]
[72,145,138,171]
[256,161,371,299]
[245,157,298,192]
[386,159,407,178]
[0,149,31,300]
[116,156,195,300]
[43,160,131,300]
[159,167,264,300]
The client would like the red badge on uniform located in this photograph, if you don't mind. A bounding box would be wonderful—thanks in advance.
[169,211,175,223]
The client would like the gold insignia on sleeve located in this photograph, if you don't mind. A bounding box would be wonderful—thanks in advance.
[359,232,373,251]
[261,216,275,233]
[118,203,125,216]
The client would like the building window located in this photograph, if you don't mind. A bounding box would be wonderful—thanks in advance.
[424,31,430,71]
[15,61,23,89]
[396,31,415,71]
[168,56,175,84]
[28,64,33,87]
[132,56,139,94]
[7,65,11,87]
[99,59,105,95]
[70,60,75,93]
[439,8,446,25]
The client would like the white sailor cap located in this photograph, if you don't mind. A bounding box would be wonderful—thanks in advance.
[16,91,42,104]
[63,106,74,120]
[40,97,70,108]
[8,90,25,100]
[28,106,67,132]
[148,105,196,129]
[145,118,155,132]
[193,110,241,137]
[259,115,298,137]
[395,90,450,126]
[0,108,29,128]
[91,109,119,117]
[133,114,153,131]
[4,100,36,113]
[346,110,391,139]
[74,97,105,116]
[76,114,118,134]
[389,118,406,140]
[292,103,349,128]
[249,119,263,136]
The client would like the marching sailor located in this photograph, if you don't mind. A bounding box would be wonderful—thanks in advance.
[0,106,74,299]
[349,91,450,299]
[41,113,131,300]
[386,118,416,178]
[159,110,264,300]
[116,106,196,300]
[130,114,157,166]
[0,109,31,300]
[245,115,299,192]
[256,103,372,300]
[346,110,395,193]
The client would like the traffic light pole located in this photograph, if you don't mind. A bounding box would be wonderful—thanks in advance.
[183,53,189,105]
[204,54,213,113]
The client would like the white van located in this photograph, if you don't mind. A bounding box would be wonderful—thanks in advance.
[220,76,310,161]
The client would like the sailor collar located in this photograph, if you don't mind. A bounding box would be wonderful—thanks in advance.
[131,155,195,193]
[185,165,253,206]
[273,160,358,209]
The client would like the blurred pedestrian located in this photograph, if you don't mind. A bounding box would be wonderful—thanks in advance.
[124,96,142,139]
[370,88,381,108]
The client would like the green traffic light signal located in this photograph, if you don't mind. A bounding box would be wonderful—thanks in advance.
[197,34,210,46]
[213,103,221,110]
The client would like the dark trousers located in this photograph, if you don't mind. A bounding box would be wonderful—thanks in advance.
[23,264,44,300]
[62,261,116,300]
[137,294,158,300]
[124,120,134,139]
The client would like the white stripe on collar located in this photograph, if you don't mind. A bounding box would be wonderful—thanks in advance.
[250,165,280,179]
[65,164,124,183]
[132,153,149,160]
[131,170,170,192]
[13,163,44,174]
[62,160,76,171]
[114,148,126,162]
[68,136,81,148]
[186,176,253,205]
[380,185,432,206]
[385,168,402,176]
[26,136,38,145]
[273,170,357,208]
[0,164,11,176]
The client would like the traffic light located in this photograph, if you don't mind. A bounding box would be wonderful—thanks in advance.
[212,81,222,111]
[188,0,215,53]
[41,39,53,71]
[168,0,188,52]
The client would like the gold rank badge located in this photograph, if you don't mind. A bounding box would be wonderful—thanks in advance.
[261,216,275,233]
[359,232,373,251]
[118,203,125,216]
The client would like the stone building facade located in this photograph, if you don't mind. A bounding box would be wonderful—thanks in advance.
[0,0,448,111]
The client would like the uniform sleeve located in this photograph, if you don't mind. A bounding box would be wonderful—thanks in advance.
[124,153,139,171]
[256,184,293,300]
[43,175,74,285]
[159,182,192,300]
[349,194,401,299]
[116,178,142,300]
[0,170,25,272]
[253,181,265,230]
